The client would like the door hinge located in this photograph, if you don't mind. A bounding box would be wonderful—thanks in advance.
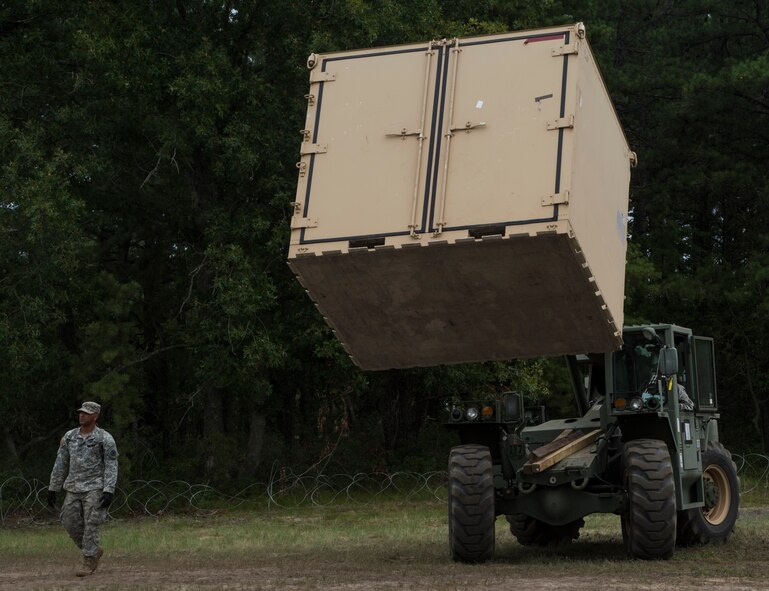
[552,41,580,56]
[291,217,319,229]
[547,115,574,130]
[309,71,336,84]
[300,143,328,155]
[542,191,570,206]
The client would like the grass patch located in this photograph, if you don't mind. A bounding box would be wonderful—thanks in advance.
[2,498,768,589]
[741,473,769,506]
[109,501,450,562]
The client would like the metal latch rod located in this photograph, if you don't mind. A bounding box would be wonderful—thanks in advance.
[449,121,486,132]
[385,129,423,138]
[407,42,435,238]
[434,38,461,236]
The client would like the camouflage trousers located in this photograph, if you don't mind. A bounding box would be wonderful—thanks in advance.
[60,490,106,557]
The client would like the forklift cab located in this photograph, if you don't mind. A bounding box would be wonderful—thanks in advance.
[604,325,718,416]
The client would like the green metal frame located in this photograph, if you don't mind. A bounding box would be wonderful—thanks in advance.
[447,324,720,522]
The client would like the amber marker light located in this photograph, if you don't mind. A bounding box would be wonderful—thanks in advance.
[482,405,494,419]
[614,398,627,411]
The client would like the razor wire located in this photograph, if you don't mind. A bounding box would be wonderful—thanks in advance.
[1,453,767,527]
[731,452,769,494]
[0,468,449,527]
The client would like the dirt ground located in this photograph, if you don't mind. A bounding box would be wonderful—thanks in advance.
[2,557,768,591]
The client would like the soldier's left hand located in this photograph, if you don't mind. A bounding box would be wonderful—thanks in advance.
[99,492,114,509]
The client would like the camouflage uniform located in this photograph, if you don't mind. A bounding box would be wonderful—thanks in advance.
[678,384,695,411]
[49,424,119,557]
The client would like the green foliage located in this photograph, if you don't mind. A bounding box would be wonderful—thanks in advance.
[2,0,769,483]
[623,241,662,326]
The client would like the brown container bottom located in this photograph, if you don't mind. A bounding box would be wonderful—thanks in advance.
[290,234,620,370]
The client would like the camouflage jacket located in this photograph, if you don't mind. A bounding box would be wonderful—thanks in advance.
[49,426,119,494]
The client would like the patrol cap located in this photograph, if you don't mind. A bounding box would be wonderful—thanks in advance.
[76,401,101,415]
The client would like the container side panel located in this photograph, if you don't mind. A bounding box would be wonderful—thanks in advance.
[437,34,567,232]
[568,42,631,331]
[297,48,436,244]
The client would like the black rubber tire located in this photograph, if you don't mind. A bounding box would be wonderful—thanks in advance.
[620,439,677,559]
[677,441,740,546]
[448,444,495,563]
[506,513,584,546]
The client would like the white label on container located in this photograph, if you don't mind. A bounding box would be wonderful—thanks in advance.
[476,100,484,109]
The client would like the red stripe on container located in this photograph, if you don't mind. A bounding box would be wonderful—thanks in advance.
[524,34,565,45]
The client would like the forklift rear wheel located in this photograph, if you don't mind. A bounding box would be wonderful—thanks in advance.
[677,441,740,545]
[506,513,584,546]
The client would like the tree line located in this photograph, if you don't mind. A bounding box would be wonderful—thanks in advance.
[1,0,768,485]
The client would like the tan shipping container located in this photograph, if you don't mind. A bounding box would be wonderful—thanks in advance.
[288,23,635,371]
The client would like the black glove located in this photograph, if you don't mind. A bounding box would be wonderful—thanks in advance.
[99,492,114,509]
[47,490,57,508]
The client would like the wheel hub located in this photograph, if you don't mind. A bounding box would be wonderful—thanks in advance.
[702,464,730,525]
[703,474,719,508]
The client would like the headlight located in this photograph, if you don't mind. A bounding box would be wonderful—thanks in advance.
[629,397,644,412]
[465,407,479,421]
[450,408,463,421]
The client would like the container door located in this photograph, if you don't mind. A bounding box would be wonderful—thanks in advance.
[296,44,440,245]
[429,31,574,235]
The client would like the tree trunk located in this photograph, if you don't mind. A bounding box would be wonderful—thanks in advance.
[244,411,266,475]
[759,399,769,454]
[203,388,225,474]
[741,357,766,451]
[381,371,422,454]
[1,424,19,466]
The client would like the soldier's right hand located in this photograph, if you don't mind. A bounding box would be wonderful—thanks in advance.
[47,490,57,508]
[99,491,114,509]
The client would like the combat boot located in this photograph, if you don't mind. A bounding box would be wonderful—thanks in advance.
[75,554,98,577]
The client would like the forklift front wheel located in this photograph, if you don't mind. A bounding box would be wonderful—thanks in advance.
[448,444,495,563]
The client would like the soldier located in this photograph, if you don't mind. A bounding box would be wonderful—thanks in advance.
[47,401,119,577]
